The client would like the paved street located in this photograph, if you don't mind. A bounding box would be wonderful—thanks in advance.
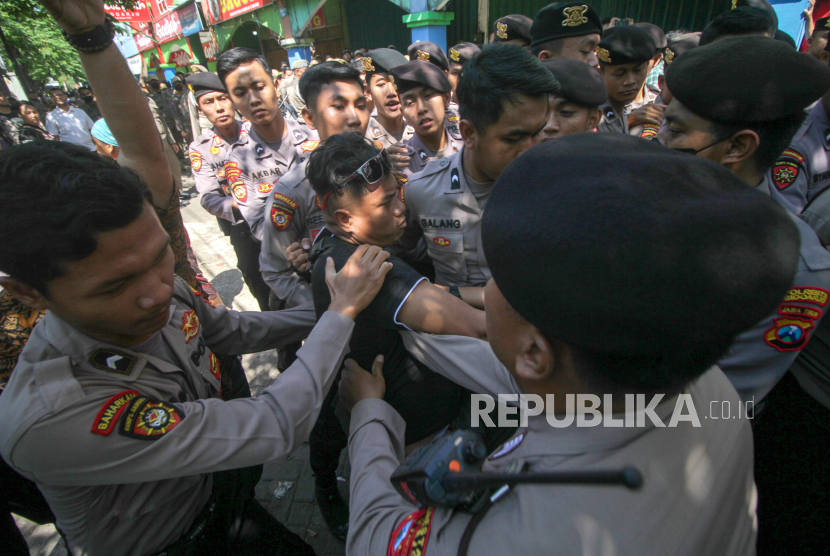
[20,176,349,556]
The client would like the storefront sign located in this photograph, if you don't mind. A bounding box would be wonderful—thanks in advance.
[207,0,265,24]
[127,54,144,75]
[105,2,152,22]
[199,31,220,61]
[155,10,183,44]
[168,45,192,66]
[309,6,326,29]
[178,2,204,36]
[132,23,156,52]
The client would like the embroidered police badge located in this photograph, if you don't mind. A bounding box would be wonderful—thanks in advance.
[189,151,203,171]
[449,48,461,63]
[597,47,612,64]
[496,22,508,39]
[257,182,274,194]
[232,182,247,202]
[180,310,200,343]
[118,396,185,440]
[91,390,140,436]
[362,58,375,72]
[450,167,460,190]
[89,349,139,375]
[416,50,430,62]
[562,5,589,27]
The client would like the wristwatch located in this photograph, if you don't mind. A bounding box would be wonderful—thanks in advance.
[63,17,116,53]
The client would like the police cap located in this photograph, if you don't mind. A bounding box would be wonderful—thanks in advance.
[482,133,799,357]
[389,60,452,95]
[814,17,830,33]
[541,58,607,107]
[530,2,603,48]
[666,36,830,124]
[407,42,449,71]
[363,48,408,75]
[634,22,667,50]
[664,32,700,65]
[448,43,481,66]
[186,72,227,100]
[734,0,778,34]
[493,14,533,44]
[597,25,657,65]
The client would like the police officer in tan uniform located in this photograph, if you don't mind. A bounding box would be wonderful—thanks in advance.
[340,134,789,556]
[186,73,272,311]
[396,45,557,304]
[540,58,606,140]
[362,49,415,150]
[446,42,480,109]
[389,60,463,175]
[407,41,460,114]
[217,48,319,241]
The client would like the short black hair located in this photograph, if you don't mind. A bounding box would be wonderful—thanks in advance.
[18,102,35,114]
[699,7,772,46]
[216,47,272,86]
[458,44,559,132]
[299,62,364,113]
[530,37,564,57]
[709,110,808,172]
[306,132,381,211]
[0,142,152,294]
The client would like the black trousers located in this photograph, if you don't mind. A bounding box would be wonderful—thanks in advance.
[217,218,271,312]
[754,371,828,556]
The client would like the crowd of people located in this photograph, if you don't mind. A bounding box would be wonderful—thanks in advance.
[0,0,828,554]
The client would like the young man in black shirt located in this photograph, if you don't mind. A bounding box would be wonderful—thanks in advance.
[305,132,487,539]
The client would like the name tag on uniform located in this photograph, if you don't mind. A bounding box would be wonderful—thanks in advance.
[420,216,462,230]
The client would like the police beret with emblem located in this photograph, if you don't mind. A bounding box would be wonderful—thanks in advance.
[664,32,700,65]
[530,2,603,48]
[448,43,481,66]
[186,72,227,100]
[389,60,452,95]
[493,15,533,44]
[541,58,607,107]
[815,17,830,32]
[634,22,667,50]
[666,36,830,124]
[482,133,799,360]
[597,25,657,65]
[364,48,409,76]
[774,29,796,49]
[407,41,449,72]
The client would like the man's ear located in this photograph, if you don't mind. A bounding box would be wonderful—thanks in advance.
[332,207,352,232]
[512,326,557,382]
[820,51,830,65]
[721,129,760,166]
[0,277,50,311]
[442,92,452,109]
[363,80,373,103]
[537,50,552,60]
[586,108,602,132]
[302,108,316,130]
[459,119,477,150]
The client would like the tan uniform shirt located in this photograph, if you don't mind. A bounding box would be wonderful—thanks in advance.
[0,277,351,556]
[188,120,250,222]
[259,158,325,307]
[404,127,463,175]
[398,150,491,287]
[346,332,757,556]
[226,120,319,240]
[626,87,660,139]
[597,102,629,134]
[366,115,415,150]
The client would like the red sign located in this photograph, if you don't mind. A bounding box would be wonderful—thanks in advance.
[169,47,192,66]
[105,2,152,22]
[310,6,326,29]
[199,31,220,61]
[131,22,156,52]
[154,10,183,44]
[206,0,265,24]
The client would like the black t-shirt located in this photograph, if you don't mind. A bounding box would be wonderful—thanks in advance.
[310,231,463,444]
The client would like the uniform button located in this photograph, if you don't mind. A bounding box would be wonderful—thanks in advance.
[441,159,448,167]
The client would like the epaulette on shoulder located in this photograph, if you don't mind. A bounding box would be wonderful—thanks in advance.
[408,158,449,182]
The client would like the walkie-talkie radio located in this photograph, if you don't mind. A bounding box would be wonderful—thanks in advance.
[391,428,643,510]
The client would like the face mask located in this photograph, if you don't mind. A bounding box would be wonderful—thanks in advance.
[150,82,161,90]
[83,95,94,102]
[173,84,183,91]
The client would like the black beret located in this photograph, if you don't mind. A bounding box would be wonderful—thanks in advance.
[774,29,796,49]
[494,14,533,44]
[407,42,449,71]
[363,48,408,75]
[666,36,830,124]
[531,2,603,48]
[734,0,778,34]
[814,17,830,33]
[541,58,607,106]
[597,25,657,65]
[186,72,226,100]
[634,22,667,50]
[389,60,452,95]
[482,133,799,356]
[664,32,700,65]
[448,42,480,66]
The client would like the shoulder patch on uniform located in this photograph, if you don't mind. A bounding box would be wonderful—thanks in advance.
[188,151,202,171]
[274,192,299,209]
[89,349,139,375]
[118,396,184,440]
[257,182,274,194]
[208,352,221,380]
[640,124,659,141]
[180,310,200,343]
[372,127,382,138]
[780,149,806,164]
[450,167,460,190]
[489,432,525,460]
[300,140,319,153]
[397,182,406,205]
[389,507,434,556]
[764,316,815,352]
[223,161,241,183]
[373,140,384,150]
[783,287,830,307]
[91,389,140,436]
[446,115,459,123]
[779,304,823,320]
[271,204,294,230]
[232,182,248,202]
[773,161,801,190]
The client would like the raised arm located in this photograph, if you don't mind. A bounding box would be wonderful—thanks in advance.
[38,0,174,209]
[396,280,487,339]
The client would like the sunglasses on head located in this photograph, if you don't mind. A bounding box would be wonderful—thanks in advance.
[319,149,393,209]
